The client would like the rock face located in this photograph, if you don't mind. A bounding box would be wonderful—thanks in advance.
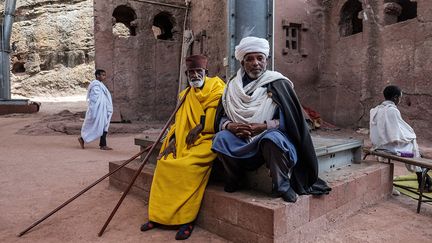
[1,0,94,97]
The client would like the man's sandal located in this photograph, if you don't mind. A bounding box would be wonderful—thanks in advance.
[140,221,159,232]
[175,223,194,240]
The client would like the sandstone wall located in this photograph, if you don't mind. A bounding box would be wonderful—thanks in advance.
[316,0,432,140]
[273,0,325,107]
[94,0,186,122]
[188,0,227,80]
[1,0,95,97]
[91,0,432,141]
[94,0,226,122]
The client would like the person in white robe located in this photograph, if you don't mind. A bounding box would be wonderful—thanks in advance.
[78,69,113,150]
[370,85,431,191]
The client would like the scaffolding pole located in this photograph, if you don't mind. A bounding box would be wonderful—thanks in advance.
[0,0,17,100]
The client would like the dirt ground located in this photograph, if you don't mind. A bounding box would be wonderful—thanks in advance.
[1,97,432,243]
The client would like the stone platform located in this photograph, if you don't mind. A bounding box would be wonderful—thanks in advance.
[109,159,393,242]
[133,134,364,193]
[0,99,40,115]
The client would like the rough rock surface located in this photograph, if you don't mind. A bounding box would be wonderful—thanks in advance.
[1,0,94,97]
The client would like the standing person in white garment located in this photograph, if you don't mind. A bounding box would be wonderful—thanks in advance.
[78,69,114,150]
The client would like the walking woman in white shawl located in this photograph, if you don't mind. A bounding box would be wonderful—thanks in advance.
[78,69,113,150]
[370,85,431,191]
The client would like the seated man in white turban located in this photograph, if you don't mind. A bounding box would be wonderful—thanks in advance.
[370,85,431,191]
[212,37,330,202]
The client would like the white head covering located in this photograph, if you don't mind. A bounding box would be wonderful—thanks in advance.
[234,36,270,61]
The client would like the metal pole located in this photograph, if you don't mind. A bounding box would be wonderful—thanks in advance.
[270,0,274,71]
[226,0,236,80]
[226,0,272,79]
[0,0,17,100]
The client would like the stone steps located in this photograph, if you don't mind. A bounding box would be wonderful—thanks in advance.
[108,159,393,242]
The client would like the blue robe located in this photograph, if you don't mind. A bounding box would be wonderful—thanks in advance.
[212,109,297,165]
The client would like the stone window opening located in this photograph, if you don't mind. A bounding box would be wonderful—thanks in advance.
[339,0,363,37]
[383,0,417,25]
[397,0,417,22]
[112,5,137,37]
[152,12,175,40]
[285,24,301,51]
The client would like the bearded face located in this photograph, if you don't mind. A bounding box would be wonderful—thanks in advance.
[241,52,267,80]
[186,68,206,88]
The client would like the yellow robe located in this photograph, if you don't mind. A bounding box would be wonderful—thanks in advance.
[148,76,225,225]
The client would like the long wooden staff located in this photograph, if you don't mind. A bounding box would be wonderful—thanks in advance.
[17,144,152,237]
[98,87,191,237]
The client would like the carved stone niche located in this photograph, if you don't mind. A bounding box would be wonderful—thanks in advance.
[383,2,402,25]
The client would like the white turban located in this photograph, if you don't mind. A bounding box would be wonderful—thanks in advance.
[234,36,270,61]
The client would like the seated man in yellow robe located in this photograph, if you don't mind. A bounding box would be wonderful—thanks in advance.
[140,55,225,240]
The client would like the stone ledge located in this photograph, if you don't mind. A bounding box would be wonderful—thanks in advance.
[108,160,392,242]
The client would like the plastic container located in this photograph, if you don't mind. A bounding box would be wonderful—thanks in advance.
[396,151,414,158]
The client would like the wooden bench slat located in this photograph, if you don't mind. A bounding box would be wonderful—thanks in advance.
[363,147,432,214]
[363,148,432,169]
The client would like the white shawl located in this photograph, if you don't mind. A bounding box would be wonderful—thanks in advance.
[81,80,113,143]
[370,100,420,156]
[222,69,293,124]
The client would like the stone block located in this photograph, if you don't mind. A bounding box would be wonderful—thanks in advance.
[308,195,327,221]
[273,206,288,237]
[108,157,392,242]
[354,172,369,198]
[336,177,356,208]
[381,163,394,186]
[324,186,338,213]
[326,195,365,225]
[238,200,275,238]
[285,196,309,233]
[366,169,381,191]
[109,177,149,201]
[364,187,384,206]
[200,189,240,225]
[197,216,260,243]
[285,214,329,243]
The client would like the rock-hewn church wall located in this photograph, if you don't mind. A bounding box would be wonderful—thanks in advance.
[316,0,432,140]
[94,0,186,121]
[91,0,432,141]
[378,0,432,140]
[273,0,325,108]
[314,0,370,128]
[188,0,227,80]
[94,0,226,122]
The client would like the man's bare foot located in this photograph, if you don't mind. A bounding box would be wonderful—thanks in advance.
[78,137,85,149]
